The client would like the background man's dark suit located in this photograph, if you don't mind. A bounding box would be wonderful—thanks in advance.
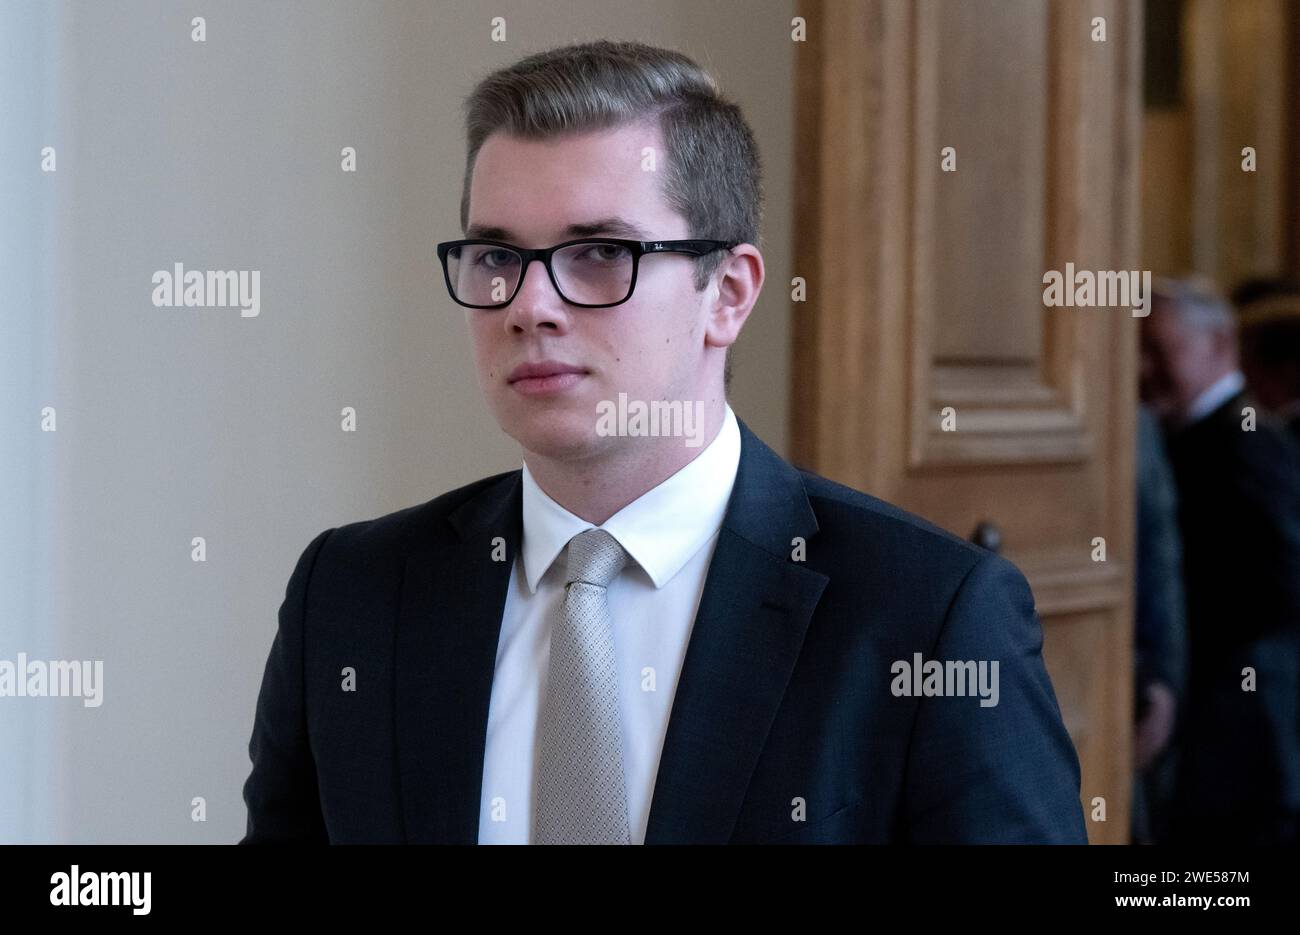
[1132,404,1187,844]
[1162,391,1300,843]
[242,417,1087,843]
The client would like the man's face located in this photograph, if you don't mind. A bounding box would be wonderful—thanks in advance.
[462,122,721,461]
[1139,297,1236,420]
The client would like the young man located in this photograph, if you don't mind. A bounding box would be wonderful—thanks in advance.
[241,39,1086,844]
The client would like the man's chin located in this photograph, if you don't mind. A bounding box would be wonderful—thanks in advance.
[501,408,604,461]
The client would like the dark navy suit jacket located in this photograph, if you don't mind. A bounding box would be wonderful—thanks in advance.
[1162,391,1300,843]
[241,416,1088,843]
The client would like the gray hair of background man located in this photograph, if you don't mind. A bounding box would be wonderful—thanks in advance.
[455,39,764,395]
[1152,275,1237,339]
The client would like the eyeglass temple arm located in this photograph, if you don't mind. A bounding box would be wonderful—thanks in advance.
[641,239,740,255]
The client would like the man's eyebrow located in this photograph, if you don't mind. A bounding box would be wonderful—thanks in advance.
[464,217,650,241]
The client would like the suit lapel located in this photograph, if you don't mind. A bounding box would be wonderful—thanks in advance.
[396,470,522,843]
[395,417,829,844]
[643,419,828,842]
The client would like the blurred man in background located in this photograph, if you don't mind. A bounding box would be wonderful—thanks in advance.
[1139,276,1300,844]
[1131,403,1186,844]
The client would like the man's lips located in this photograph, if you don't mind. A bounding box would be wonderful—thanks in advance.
[507,361,589,383]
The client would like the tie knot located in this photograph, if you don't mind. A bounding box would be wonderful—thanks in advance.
[564,528,630,590]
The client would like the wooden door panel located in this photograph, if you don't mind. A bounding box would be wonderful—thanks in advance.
[793,0,1140,843]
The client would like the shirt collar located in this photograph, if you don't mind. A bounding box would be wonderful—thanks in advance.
[1181,370,1245,427]
[519,402,741,593]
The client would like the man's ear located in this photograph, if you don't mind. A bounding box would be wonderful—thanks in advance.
[704,245,764,351]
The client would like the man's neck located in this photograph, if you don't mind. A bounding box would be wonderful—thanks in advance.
[523,401,727,526]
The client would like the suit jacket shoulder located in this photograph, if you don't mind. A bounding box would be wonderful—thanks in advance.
[798,467,989,565]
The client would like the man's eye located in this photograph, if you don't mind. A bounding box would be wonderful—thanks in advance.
[476,249,515,268]
[580,244,630,263]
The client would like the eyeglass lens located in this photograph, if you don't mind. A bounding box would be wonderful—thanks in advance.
[446,241,635,306]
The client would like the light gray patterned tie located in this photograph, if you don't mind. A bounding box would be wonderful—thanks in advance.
[533,527,632,844]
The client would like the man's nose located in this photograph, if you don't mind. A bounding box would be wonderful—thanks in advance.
[504,257,569,330]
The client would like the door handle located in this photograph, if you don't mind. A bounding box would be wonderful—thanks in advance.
[970,520,1002,553]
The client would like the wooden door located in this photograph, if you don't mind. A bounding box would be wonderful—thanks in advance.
[791,0,1141,844]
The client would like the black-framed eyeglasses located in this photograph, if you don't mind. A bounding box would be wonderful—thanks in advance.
[435,237,739,309]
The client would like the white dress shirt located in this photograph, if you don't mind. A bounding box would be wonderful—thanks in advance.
[1181,369,1245,427]
[476,403,742,844]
